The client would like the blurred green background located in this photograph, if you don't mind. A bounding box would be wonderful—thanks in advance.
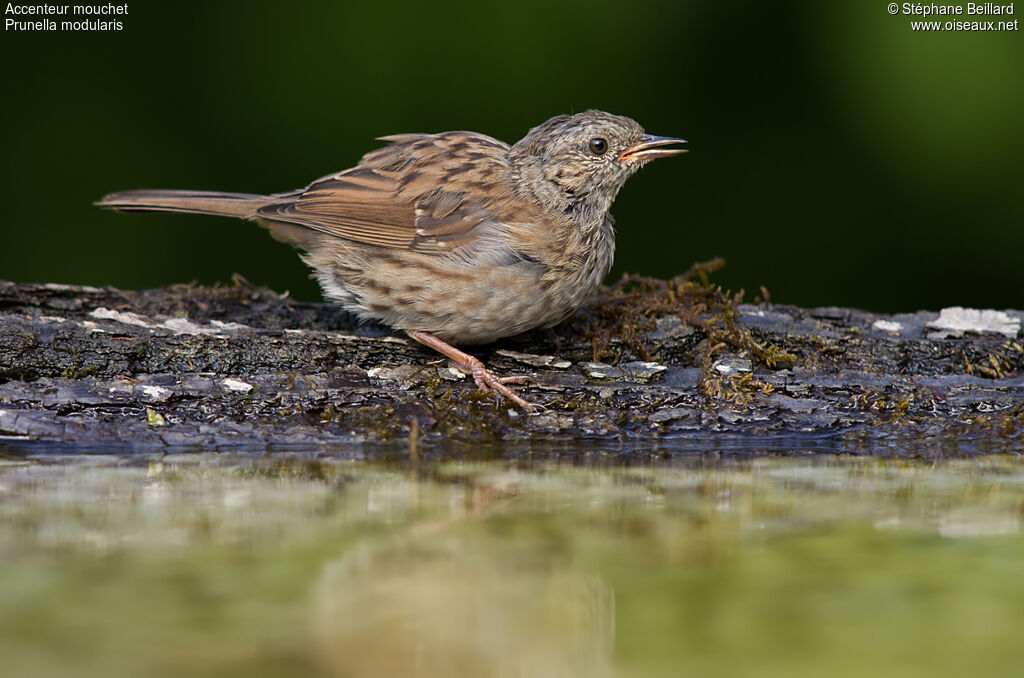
[2,0,1021,313]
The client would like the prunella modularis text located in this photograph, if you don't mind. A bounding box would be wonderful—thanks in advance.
[97,110,687,410]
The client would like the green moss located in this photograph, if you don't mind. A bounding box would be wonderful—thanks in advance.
[960,345,1020,379]
[580,260,796,370]
[575,260,795,408]
[145,407,167,427]
[61,363,100,379]
[699,369,775,405]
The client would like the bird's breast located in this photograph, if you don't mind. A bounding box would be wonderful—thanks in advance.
[309,215,616,345]
[537,216,616,327]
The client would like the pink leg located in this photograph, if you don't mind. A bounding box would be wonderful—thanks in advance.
[406,331,537,411]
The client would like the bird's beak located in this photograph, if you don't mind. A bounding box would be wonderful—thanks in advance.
[619,135,688,165]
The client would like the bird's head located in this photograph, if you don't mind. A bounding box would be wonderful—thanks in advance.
[509,110,687,222]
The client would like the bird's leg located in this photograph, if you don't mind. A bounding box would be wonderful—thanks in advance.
[406,331,537,411]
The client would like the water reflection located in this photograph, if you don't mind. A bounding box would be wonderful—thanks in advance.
[0,453,1022,676]
[313,542,614,678]
[311,466,615,677]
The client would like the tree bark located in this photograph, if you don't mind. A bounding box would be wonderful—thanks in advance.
[1,278,1021,454]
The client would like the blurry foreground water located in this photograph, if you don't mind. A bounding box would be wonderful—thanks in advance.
[2,447,1023,677]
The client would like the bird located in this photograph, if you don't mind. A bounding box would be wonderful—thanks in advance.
[96,110,687,411]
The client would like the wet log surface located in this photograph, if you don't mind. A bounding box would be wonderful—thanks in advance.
[1,278,1022,455]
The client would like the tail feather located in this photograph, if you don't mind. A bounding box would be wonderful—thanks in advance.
[95,189,273,220]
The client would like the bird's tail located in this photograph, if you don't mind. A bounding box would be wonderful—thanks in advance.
[95,189,273,220]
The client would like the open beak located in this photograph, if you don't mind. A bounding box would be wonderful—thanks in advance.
[619,134,688,165]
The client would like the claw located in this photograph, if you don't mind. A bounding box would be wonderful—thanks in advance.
[407,331,539,411]
[496,375,533,385]
[469,361,537,411]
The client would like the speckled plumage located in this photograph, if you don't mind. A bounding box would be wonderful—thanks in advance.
[97,110,686,409]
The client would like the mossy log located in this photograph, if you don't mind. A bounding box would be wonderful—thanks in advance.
[1,276,1022,455]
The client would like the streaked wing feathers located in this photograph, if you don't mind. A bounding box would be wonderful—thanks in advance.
[256,131,514,251]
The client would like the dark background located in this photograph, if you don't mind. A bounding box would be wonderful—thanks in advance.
[2,1,1021,312]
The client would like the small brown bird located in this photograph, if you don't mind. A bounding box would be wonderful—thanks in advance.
[97,110,687,410]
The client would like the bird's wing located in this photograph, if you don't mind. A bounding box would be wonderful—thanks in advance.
[256,131,518,252]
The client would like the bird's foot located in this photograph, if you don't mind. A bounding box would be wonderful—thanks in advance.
[407,331,539,411]
[460,359,537,411]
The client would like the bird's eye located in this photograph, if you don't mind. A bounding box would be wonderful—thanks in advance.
[588,137,608,155]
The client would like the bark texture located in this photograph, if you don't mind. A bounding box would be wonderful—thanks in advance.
[1,278,1022,454]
